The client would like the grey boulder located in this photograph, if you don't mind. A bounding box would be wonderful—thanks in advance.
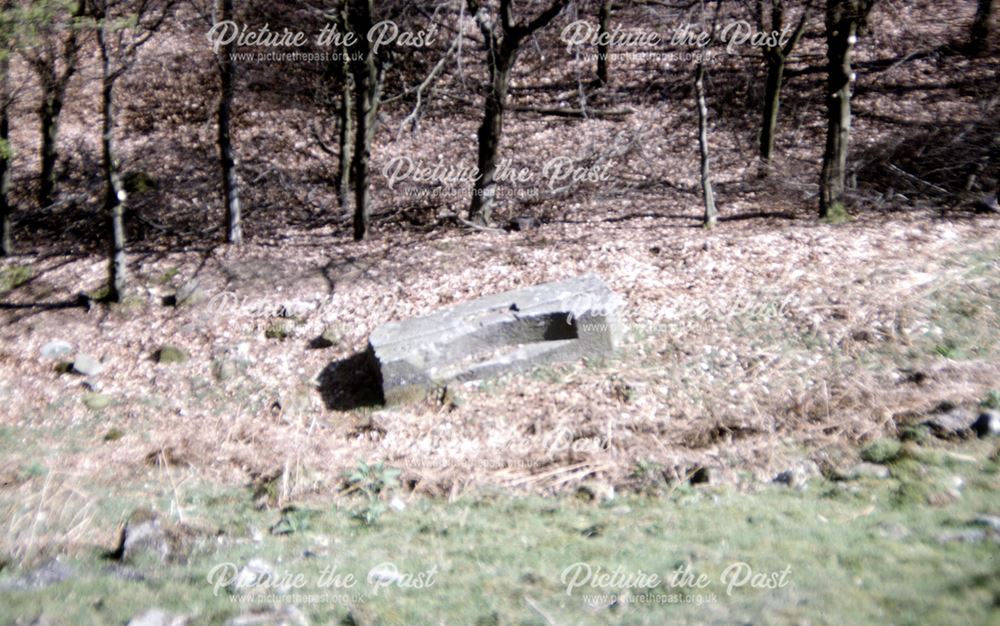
[366,274,623,404]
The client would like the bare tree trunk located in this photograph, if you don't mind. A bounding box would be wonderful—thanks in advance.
[1,107,10,257]
[971,0,992,55]
[466,0,569,225]
[760,54,785,164]
[1,56,11,256]
[819,0,860,219]
[695,58,717,228]
[32,1,82,210]
[758,0,811,170]
[469,43,515,225]
[217,0,242,244]
[597,0,612,84]
[99,44,127,301]
[337,2,353,212]
[38,95,64,209]
[349,0,381,241]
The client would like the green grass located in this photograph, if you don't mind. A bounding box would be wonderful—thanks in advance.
[1,438,997,625]
[156,345,188,364]
[981,391,1000,410]
[821,202,852,225]
[265,320,292,341]
[0,265,32,293]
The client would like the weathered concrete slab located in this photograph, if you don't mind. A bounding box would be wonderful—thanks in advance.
[367,274,623,404]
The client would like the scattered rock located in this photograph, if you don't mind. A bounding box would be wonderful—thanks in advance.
[83,393,113,411]
[845,462,891,480]
[71,354,104,377]
[971,515,1000,533]
[922,406,977,439]
[773,461,820,488]
[114,509,171,563]
[876,522,910,541]
[229,559,278,594]
[972,410,1000,438]
[39,341,72,360]
[156,345,188,364]
[772,471,799,488]
[507,216,539,231]
[389,496,406,512]
[126,608,188,626]
[265,320,291,341]
[0,559,75,590]
[225,605,309,626]
[936,529,988,544]
[278,300,316,319]
[576,480,615,502]
[82,378,102,392]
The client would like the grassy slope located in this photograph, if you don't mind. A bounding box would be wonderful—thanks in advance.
[1,435,997,625]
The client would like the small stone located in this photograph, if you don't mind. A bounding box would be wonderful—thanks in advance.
[508,216,539,231]
[971,515,1000,532]
[115,509,170,563]
[83,393,113,411]
[82,378,102,392]
[39,340,72,360]
[156,346,188,364]
[972,411,1000,437]
[229,559,277,594]
[846,462,891,480]
[936,529,987,544]
[278,300,316,319]
[225,605,309,626]
[576,480,615,502]
[127,608,188,626]
[876,523,910,541]
[922,407,977,439]
[389,496,406,512]
[773,461,819,488]
[368,564,403,585]
[1,559,75,589]
[72,354,104,377]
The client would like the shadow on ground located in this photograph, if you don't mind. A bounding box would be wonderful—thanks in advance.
[317,351,384,411]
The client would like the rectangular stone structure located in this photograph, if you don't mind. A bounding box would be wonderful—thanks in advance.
[367,274,623,404]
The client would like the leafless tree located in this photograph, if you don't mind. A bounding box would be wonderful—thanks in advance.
[21,0,85,210]
[466,0,570,226]
[87,0,175,300]
[819,0,875,219]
